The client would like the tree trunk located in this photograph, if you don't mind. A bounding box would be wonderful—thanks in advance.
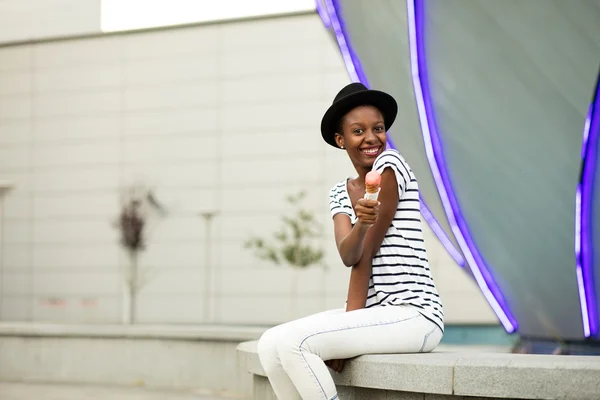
[121,280,131,324]
[122,252,138,324]
[130,253,138,323]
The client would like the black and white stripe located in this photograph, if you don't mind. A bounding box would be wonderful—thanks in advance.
[329,149,444,332]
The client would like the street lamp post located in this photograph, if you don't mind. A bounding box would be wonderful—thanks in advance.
[199,211,218,323]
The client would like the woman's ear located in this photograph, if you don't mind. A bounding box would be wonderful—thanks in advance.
[334,133,345,149]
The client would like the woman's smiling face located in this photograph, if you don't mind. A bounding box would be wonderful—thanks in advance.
[334,105,387,170]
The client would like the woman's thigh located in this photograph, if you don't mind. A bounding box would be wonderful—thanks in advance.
[280,305,441,361]
[260,308,345,344]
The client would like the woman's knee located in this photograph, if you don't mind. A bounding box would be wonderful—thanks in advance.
[276,329,319,363]
[257,326,284,367]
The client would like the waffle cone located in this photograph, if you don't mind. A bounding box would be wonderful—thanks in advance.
[365,184,379,194]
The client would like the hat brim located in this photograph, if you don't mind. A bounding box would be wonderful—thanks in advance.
[320,89,398,149]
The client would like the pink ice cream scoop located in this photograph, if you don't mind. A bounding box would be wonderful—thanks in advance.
[364,171,381,200]
[365,170,381,191]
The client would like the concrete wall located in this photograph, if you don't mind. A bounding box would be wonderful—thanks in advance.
[0,13,495,326]
[0,324,265,397]
[0,0,101,44]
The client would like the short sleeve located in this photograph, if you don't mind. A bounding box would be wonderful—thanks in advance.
[373,149,410,197]
[329,182,352,218]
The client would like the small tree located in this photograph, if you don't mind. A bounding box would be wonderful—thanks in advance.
[245,191,325,268]
[245,191,325,316]
[114,184,166,324]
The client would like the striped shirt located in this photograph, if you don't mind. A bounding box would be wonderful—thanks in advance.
[329,149,444,331]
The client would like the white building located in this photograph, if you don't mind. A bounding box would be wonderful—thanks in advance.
[0,1,495,326]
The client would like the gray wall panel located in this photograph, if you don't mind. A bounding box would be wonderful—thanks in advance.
[425,0,600,339]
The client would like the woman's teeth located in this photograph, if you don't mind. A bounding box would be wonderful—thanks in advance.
[361,148,379,155]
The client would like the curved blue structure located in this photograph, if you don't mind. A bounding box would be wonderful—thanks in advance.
[318,0,600,346]
[577,68,600,338]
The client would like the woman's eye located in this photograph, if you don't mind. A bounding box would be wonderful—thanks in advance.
[353,129,363,134]
[374,126,384,132]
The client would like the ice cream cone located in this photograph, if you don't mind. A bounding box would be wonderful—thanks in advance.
[365,183,379,194]
[364,170,381,200]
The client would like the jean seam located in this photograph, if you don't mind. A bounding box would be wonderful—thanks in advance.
[419,325,437,352]
[298,314,420,400]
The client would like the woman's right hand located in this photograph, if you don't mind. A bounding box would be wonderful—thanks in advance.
[354,198,379,228]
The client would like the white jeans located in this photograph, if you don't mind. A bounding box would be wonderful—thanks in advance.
[257,305,443,400]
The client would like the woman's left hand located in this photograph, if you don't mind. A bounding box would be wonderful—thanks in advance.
[325,358,345,373]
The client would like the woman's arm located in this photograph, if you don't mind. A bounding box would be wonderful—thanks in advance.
[333,184,380,266]
[346,168,399,311]
[333,215,371,267]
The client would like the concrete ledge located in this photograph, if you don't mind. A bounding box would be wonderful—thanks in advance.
[0,323,268,399]
[237,340,600,399]
[0,322,265,341]
[454,353,600,399]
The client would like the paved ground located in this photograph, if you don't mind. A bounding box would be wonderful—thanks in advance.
[0,382,234,400]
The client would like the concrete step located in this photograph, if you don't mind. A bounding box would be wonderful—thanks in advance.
[0,382,240,400]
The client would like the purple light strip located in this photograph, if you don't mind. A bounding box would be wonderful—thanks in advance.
[581,105,592,158]
[576,71,600,338]
[322,0,365,83]
[319,0,465,267]
[315,0,331,28]
[407,0,517,332]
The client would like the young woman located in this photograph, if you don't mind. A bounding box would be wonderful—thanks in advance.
[257,83,444,400]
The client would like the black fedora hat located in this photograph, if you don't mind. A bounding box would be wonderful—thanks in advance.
[321,82,398,149]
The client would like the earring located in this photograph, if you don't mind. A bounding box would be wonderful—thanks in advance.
[341,146,345,149]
